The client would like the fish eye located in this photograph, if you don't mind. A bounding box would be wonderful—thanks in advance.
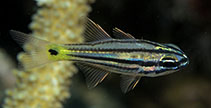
[160,57,177,68]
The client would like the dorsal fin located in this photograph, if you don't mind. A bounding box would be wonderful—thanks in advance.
[76,62,109,88]
[164,44,181,50]
[120,75,141,93]
[83,18,112,42]
[113,28,135,39]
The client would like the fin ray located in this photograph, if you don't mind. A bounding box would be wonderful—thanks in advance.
[83,18,112,42]
[120,75,141,93]
[76,62,109,88]
[113,28,135,39]
[10,30,54,70]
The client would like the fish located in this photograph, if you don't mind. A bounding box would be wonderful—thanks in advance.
[10,18,189,93]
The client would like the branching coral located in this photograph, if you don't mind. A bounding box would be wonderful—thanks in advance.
[3,0,93,108]
[0,49,16,101]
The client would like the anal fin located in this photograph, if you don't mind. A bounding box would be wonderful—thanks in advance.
[120,75,141,93]
[76,62,109,89]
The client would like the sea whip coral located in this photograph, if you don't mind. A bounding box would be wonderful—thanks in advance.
[3,0,93,108]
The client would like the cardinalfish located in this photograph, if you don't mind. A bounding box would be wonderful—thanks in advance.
[11,18,189,93]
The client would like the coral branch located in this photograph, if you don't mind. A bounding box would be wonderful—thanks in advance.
[3,0,93,108]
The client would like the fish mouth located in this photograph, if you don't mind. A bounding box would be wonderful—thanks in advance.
[179,54,189,69]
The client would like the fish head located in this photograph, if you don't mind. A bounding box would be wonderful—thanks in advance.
[154,44,189,76]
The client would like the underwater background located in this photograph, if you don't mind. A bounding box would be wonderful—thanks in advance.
[0,0,211,108]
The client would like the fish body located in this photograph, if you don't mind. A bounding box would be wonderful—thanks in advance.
[53,39,187,77]
[11,18,189,93]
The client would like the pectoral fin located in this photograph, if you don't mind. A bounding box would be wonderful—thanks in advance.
[76,62,109,89]
[120,75,141,93]
[113,27,135,39]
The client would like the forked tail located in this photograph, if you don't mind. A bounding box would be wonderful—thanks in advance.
[10,30,55,70]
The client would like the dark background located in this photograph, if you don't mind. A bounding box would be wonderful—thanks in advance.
[1,0,211,108]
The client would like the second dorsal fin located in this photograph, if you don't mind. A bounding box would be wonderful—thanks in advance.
[113,28,135,39]
[83,18,112,42]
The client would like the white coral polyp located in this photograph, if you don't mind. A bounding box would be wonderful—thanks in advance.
[36,0,55,6]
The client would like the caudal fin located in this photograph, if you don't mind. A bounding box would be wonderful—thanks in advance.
[10,30,54,70]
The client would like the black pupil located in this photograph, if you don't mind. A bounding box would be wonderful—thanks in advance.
[49,49,58,55]
[162,62,176,67]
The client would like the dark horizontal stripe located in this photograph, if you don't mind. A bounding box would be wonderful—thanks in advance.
[164,45,184,54]
[72,57,182,75]
[65,39,162,47]
[143,58,188,74]
[159,61,179,67]
[73,60,140,72]
[157,58,188,69]
[67,48,184,57]
[65,39,184,56]
[67,54,158,67]
[74,59,171,74]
